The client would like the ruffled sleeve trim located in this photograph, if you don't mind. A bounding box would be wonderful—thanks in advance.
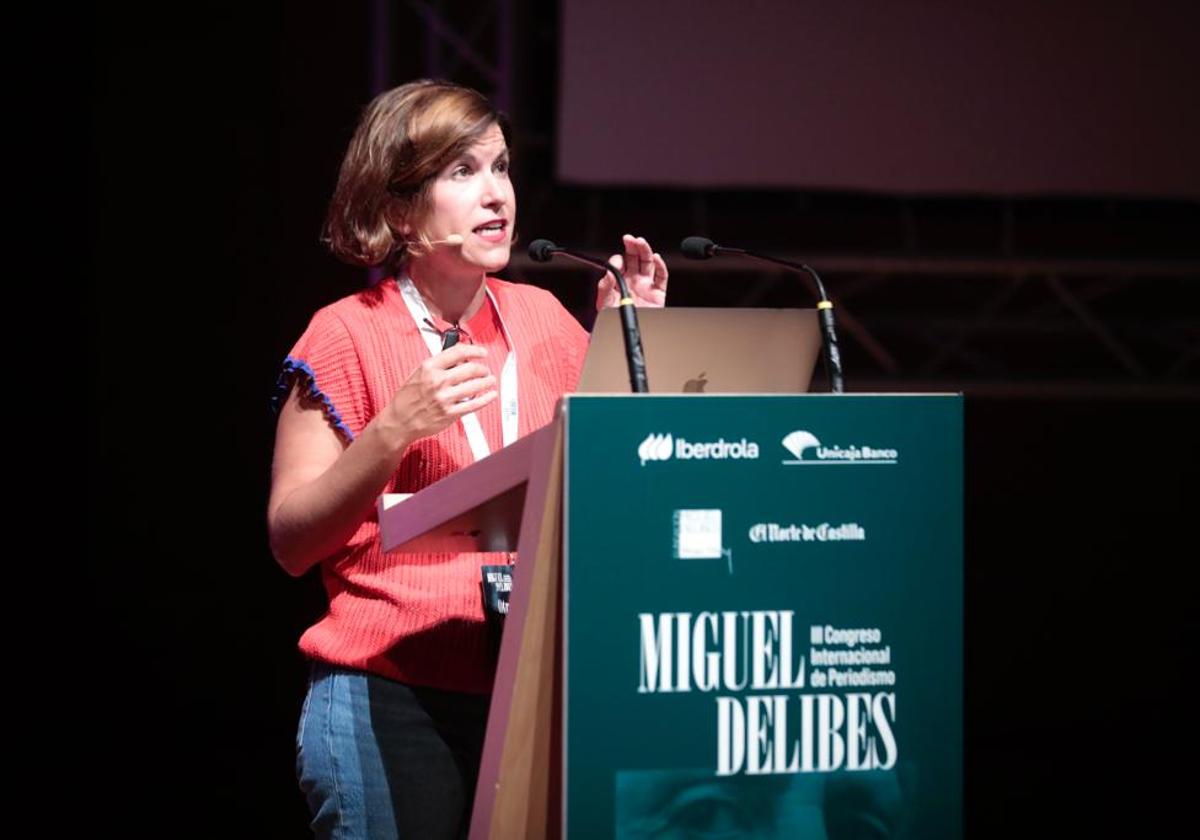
[273,356,356,443]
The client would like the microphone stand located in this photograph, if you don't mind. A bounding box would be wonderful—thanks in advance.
[741,251,843,394]
[529,241,650,393]
[684,239,844,393]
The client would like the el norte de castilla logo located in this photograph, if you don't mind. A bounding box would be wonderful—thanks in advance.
[781,430,899,465]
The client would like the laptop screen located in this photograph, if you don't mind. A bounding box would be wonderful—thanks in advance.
[577,307,822,394]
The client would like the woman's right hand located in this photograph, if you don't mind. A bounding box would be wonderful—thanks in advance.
[378,343,498,448]
[269,343,496,576]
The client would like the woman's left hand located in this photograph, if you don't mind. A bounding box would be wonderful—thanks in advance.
[596,234,668,310]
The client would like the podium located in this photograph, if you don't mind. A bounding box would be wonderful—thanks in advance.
[380,394,963,839]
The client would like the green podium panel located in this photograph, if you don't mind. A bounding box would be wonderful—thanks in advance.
[562,394,962,839]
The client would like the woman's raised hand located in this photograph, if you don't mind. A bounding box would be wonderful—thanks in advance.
[596,233,669,311]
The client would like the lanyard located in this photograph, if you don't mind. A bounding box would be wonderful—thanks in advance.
[397,276,518,462]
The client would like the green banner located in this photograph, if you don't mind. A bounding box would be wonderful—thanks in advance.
[563,394,962,839]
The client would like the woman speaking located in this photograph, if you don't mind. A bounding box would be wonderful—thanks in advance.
[268,79,667,838]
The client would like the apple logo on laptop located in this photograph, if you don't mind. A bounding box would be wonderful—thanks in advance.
[683,372,708,393]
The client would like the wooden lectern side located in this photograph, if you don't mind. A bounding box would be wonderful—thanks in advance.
[376,416,565,839]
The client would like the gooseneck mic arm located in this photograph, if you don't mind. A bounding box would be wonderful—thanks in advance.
[528,239,649,393]
[680,236,844,393]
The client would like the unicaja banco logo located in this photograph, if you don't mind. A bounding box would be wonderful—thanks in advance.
[638,432,760,466]
[781,430,899,465]
[781,430,822,460]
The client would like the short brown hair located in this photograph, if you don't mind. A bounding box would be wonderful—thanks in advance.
[323,80,509,270]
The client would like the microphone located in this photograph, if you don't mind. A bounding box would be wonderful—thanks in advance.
[680,236,717,260]
[527,238,558,262]
[432,233,464,247]
[681,236,844,393]
[528,239,649,393]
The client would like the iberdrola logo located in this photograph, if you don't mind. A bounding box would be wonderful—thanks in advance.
[638,432,760,466]
[639,433,674,465]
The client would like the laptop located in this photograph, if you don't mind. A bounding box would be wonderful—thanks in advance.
[577,307,823,394]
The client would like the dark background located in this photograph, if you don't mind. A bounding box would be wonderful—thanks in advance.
[85,3,1196,837]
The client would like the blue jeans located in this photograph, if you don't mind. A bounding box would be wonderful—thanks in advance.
[296,662,490,839]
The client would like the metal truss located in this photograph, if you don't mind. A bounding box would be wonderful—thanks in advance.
[386,2,1199,399]
[399,0,512,109]
[508,248,1199,399]
[500,178,1200,398]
